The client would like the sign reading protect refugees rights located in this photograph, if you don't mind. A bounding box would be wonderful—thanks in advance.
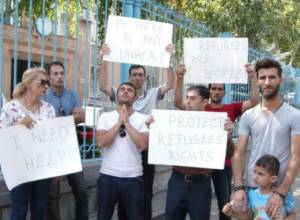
[104,15,173,68]
[0,116,82,190]
[148,110,228,169]
[184,38,248,83]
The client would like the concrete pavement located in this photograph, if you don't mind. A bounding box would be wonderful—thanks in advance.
[91,172,300,219]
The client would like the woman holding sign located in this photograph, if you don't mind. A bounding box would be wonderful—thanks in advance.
[0,67,55,220]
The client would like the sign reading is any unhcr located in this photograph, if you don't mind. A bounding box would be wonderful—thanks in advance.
[0,116,82,190]
[104,15,173,68]
[184,38,248,83]
[148,110,228,169]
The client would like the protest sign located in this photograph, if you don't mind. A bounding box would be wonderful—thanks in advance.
[0,116,82,190]
[184,38,248,83]
[148,110,228,169]
[103,15,173,68]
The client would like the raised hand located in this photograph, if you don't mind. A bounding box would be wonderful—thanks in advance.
[176,64,186,80]
[245,63,256,79]
[99,43,111,59]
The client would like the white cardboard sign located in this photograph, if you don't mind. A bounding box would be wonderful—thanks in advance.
[0,116,82,190]
[149,110,228,169]
[184,38,248,83]
[104,15,173,68]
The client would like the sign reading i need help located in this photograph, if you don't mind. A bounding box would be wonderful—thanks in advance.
[0,116,82,190]
[148,110,228,169]
[184,38,248,83]
[104,15,173,68]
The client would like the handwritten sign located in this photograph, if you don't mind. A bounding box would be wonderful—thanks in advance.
[184,38,248,83]
[104,15,173,68]
[148,110,228,169]
[0,116,82,190]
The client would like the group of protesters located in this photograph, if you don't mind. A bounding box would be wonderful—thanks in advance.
[0,41,300,220]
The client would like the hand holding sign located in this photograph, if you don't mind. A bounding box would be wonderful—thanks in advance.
[245,63,256,80]
[224,118,234,138]
[99,43,111,60]
[176,64,186,80]
[18,115,36,128]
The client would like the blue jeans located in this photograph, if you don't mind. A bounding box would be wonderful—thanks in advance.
[212,166,233,220]
[165,170,212,220]
[118,150,155,220]
[10,179,51,220]
[97,173,144,220]
[46,171,88,220]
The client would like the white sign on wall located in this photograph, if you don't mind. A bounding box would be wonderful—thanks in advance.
[104,15,173,68]
[148,110,228,169]
[0,116,82,190]
[184,38,248,83]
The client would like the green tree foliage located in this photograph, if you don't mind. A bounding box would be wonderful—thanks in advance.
[4,0,94,36]
[156,0,300,67]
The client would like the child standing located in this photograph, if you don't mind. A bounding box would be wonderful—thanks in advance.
[223,154,296,220]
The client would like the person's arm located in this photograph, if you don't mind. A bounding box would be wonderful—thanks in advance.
[125,123,149,150]
[231,134,249,212]
[173,64,187,110]
[73,107,85,124]
[72,92,85,124]
[99,44,114,98]
[159,44,175,95]
[241,64,259,112]
[284,209,296,220]
[96,121,122,148]
[267,134,300,217]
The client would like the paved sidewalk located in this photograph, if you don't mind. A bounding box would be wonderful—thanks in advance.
[91,173,300,219]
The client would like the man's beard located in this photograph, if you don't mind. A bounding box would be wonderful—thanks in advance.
[117,100,132,106]
[210,97,222,104]
[260,85,280,100]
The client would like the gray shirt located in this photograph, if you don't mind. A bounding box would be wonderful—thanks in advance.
[111,87,163,115]
[239,102,300,187]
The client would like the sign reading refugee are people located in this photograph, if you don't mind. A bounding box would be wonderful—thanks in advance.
[0,116,82,190]
[104,15,173,68]
[184,38,248,83]
[148,110,228,169]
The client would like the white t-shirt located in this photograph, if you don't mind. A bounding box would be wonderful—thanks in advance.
[97,110,149,177]
[239,102,300,187]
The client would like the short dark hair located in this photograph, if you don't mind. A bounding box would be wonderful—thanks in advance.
[128,65,146,76]
[188,85,209,100]
[255,58,282,78]
[47,61,65,75]
[208,83,225,90]
[255,154,280,176]
[117,81,137,96]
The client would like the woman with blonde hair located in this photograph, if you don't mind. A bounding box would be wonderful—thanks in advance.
[0,67,55,220]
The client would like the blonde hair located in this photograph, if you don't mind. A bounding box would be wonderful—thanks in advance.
[13,67,47,98]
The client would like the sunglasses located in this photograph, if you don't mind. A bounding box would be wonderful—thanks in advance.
[36,79,51,86]
[119,124,126,138]
[58,107,66,116]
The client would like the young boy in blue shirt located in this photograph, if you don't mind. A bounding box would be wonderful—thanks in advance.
[223,154,296,220]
